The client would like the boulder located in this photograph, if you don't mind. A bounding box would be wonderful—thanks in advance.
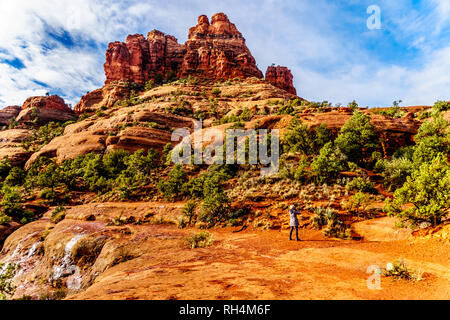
[25,132,107,169]
[0,129,33,165]
[74,84,130,114]
[0,106,21,126]
[16,95,75,124]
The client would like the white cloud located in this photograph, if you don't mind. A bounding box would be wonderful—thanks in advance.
[0,0,163,106]
[1,0,450,108]
[432,0,450,27]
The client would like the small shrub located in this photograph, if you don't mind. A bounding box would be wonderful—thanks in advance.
[103,149,130,175]
[346,177,377,194]
[109,214,136,226]
[145,80,154,91]
[0,263,18,300]
[323,220,352,239]
[4,167,26,186]
[50,206,66,224]
[432,100,450,112]
[0,213,12,225]
[309,208,351,239]
[226,205,250,224]
[182,167,231,199]
[185,231,213,249]
[383,259,423,281]
[40,225,54,241]
[381,157,413,191]
[392,146,415,161]
[148,216,173,226]
[158,165,187,200]
[311,143,346,184]
[1,186,34,224]
[199,191,230,226]
[182,200,198,226]
[344,191,372,216]
[0,158,12,180]
[125,149,159,176]
[347,162,359,172]
[310,207,336,229]
[211,88,221,97]
[277,104,295,115]
[176,216,188,229]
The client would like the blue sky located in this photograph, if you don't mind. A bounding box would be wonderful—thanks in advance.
[1,0,450,108]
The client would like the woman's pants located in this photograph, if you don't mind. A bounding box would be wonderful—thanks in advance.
[290,226,299,240]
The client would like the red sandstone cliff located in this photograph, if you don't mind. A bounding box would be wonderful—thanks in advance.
[104,13,263,85]
[181,13,263,80]
[265,66,297,95]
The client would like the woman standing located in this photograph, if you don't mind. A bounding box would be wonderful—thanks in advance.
[289,204,300,241]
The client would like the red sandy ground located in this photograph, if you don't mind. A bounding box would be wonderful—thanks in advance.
[70,225,449,300]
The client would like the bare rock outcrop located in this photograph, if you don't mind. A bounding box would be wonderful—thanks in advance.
[24,132,107,170]
[0,129,32,165]
[104,13,263,85]
[106,126,174,153]
[16,95,75,124]
[180,13,263,80]
[0,106,21,126]
[74,84,130,114]
[265,66,297,95]
[24,109,193,169]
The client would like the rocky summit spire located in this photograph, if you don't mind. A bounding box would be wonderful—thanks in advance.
[265,66,297,95]
[104,13,264,84]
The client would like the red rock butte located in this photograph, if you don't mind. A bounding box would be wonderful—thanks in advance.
[265,66,297,95]
[103,13,297,95]
[0,95,75,125]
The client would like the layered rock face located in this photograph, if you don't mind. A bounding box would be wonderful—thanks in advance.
[27,79,295,167]
[265,66,297,95]
[181,13,263,80]
[74,84,130,114]
[104,13,263,85]
[16,95,75,124]
[24,110,194,170]
[0,129,32,165]
[0,106,21,126]
[104,31,187,85]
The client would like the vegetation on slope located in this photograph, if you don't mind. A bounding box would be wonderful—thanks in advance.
[0,86,448,236]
